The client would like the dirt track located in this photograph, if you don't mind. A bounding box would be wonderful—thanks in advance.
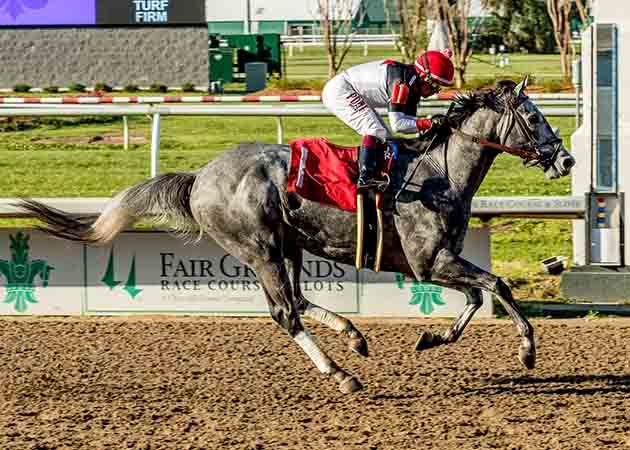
[1,316,629,450]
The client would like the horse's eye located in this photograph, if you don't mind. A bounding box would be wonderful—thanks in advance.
[528,114,540,125]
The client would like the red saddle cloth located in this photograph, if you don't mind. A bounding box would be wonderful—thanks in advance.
[287,138,359,212]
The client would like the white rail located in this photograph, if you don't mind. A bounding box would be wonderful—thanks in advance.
[0,197,586,220]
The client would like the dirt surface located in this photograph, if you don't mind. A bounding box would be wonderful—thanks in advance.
[1,316,629,450]
[30,134,148,146]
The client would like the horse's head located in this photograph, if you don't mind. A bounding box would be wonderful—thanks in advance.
[491,77,575,179]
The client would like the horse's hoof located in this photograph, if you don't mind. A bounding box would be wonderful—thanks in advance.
[349,336,369,358]
[519,344,536,370]
[415,331,442,351]
[339,376,363,394]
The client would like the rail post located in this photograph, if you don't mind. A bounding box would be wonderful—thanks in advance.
[150,113,161,177]
[276,116,284,144]
[123,116,129,150]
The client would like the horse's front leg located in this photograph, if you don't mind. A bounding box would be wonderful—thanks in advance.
[415,286,483,350]
[420,248,536,369]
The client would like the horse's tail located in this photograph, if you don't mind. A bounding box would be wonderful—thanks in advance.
[17,172,198,246]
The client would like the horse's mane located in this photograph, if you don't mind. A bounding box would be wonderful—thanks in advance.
[448,80,516,128]
[397,80,518,154]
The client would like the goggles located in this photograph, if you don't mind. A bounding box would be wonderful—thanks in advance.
[424,75,442,92]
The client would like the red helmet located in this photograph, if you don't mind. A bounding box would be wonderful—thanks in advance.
[414,49,455,87]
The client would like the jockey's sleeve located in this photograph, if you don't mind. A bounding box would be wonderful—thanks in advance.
[385,63,421,134]
[388,111,421,134]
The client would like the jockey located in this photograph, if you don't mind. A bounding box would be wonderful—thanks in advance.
[322,49,455,190]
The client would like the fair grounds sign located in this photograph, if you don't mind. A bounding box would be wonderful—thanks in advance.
[0,229,491,318]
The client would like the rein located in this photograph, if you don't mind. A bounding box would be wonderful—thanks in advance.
[450,127,539,161]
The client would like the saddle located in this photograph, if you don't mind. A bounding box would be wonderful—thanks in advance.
[287,138,399,272]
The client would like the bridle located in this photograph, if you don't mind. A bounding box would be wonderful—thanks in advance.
[395,89,563,201]
[449,94,563,170]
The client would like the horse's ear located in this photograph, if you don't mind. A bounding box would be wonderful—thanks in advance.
[514,75,529,97]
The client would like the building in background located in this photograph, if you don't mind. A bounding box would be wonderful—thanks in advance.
[206,0,400,35]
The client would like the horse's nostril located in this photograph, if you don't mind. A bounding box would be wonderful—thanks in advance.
[561,158,574,170]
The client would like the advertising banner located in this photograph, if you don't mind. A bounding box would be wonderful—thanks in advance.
[0,0,95,26]
[84,232,358,315]
[0,0,205,26]
[0,228,492,318]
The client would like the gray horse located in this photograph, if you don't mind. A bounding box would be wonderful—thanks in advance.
[18,78,574,394]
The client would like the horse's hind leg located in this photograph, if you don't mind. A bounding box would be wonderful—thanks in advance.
[415,286,482,350]
[285,247,368,357]
[423,248,535,369]
[254,258,362,393]
[213,225,363,393]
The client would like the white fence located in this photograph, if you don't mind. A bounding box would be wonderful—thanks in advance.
[0,196,586,220]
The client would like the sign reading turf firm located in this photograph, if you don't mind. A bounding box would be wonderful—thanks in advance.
[96,0,205,25]
[84,232,359,315]
[358,227,493,318]
[0,230,83,315]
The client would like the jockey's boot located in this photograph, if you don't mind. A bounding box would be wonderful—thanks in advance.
[357,136,381,191]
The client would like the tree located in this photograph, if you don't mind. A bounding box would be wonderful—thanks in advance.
[546,0,572,78]
[481,0,555,53]
[573,0,588,27]
[384,0,429,63]
[431,0,474,88]
[316,0,361,78]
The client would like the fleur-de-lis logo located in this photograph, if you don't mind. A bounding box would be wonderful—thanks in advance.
[0,0,48,20]
[0,232,54,313]
[395,273,445,315]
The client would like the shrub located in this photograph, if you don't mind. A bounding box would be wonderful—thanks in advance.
[150,83,168,93]
[464,77,495,91]
[266,78,325,91]
[539,78,567,93]
[181,82,196,92]
[68,83,86,93]
[93,82,113,92]
[124,84,139,93]
[44,86,59,93]
[13,84,32,93]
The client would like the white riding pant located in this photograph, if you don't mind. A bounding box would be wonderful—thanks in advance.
[322,75,391,143]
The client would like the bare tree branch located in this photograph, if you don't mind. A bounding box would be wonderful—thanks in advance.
[317,0,361,78]
[432,0,473,88]
[574,0,588,27]
[546,0,572,78]
[385,0,428,63]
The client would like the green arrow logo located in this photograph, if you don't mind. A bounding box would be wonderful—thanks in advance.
[101,249,121,289]
[123,256,142,299]
[100,247,142,300]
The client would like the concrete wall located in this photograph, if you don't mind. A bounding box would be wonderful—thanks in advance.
[0,27,209,88]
